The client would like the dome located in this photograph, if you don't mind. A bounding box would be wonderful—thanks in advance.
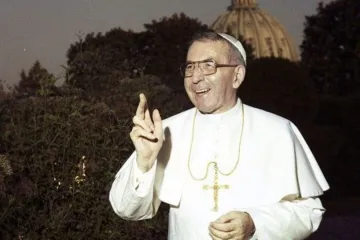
[211,0,299,61]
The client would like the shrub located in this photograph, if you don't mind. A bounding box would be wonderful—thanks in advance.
[0,74,186,239]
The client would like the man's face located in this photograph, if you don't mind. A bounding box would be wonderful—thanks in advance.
[184,40,243,114]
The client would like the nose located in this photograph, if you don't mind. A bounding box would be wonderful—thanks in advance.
[191,65,204,84]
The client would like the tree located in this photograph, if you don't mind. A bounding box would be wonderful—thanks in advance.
[238,57,318,126]
[0,73,189,239]
[139,13,210,78]
[64,13,211,94]
[300,0,360,95]
[65,29,140,91]
[15,61,57,97]
[64,13,254,96]
[0,79,8,102]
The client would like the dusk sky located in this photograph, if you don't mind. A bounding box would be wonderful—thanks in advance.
[0,0,333,86]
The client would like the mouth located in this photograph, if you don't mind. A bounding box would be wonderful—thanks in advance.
[194,88,210,95]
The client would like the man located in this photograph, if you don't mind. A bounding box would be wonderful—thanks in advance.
[109,31,329,239]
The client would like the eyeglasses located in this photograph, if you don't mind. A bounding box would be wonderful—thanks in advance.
[180,59,239,77]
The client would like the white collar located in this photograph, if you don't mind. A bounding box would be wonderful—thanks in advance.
[196,98,243,122]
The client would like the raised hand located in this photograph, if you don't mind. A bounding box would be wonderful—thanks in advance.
[130,93,164,172]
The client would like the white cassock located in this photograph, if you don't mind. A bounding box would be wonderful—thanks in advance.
[109,98,330,240]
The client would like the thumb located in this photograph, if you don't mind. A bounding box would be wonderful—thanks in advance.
[152,109,163,138]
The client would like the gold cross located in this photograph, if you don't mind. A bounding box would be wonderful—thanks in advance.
[203,163,229,211]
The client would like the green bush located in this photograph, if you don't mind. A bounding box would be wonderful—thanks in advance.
[0,74,187,239]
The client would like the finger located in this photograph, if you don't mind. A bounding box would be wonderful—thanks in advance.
[130,126,156,140]
[144,108,155,132]
[209,226,233,240]
[210,222,235,232]
[209,231,221,240]
[215,211,237,223]
[133,115,153,133]
[135,93,147,119]
[152,109,163,139]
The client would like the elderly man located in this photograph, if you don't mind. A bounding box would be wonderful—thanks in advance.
[109,31,329,239]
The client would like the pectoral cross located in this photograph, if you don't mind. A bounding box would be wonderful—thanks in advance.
[203,162,229,212]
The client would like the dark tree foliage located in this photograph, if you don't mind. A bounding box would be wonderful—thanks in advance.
[0,74,183,240]
[0,80,8,102]
[313,95,360,199]
[301,0,360,95]
[64,13,210,93]
[66,29,136,68]
[300,0,360,200]
[139,13,210,78]
[65,29,143,91]
[15,61,57,97]
[239,57,317,126]
[64,12,256,96]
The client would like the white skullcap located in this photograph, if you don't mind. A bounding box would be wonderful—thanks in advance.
[218,33,247,64]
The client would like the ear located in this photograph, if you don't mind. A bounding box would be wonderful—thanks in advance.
[232,65,246,89]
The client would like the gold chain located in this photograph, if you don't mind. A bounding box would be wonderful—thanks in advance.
[187,102,245,181]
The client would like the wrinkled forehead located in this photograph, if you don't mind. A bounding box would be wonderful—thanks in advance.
[186,40,230,62]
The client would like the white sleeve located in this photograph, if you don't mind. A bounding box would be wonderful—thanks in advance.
[109,152,160,220]
[245,197,325,240]
[132,158,157,196]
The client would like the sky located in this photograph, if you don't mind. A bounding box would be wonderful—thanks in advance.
[0,0,333,86]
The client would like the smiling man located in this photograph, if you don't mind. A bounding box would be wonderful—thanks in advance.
[109,31,329,239]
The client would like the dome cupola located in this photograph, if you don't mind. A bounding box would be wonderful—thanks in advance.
[211,0,299,61]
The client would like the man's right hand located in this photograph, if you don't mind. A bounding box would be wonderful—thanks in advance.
[130,93,164,173]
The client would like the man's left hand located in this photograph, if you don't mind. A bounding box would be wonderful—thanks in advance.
[209,211,255,240]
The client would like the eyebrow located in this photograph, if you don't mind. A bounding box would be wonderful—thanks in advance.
[185,58,214,64]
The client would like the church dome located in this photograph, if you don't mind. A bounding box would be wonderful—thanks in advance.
[211,0,299,61]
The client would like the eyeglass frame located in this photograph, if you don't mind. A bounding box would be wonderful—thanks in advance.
[180,59,240,77]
